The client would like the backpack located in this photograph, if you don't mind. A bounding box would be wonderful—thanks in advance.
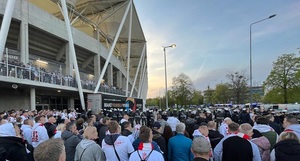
[137,150,153,161]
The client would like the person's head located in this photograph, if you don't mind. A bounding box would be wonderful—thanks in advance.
[108,120,121,134]
[266,115,274,122]
[123,114,129,120]
[86,118,94,126]
[224,117,232,124]
[83,126,98,140]
[123,121,132,130]
[283,114,299,128]
[48,115,57,124]
[64,119,70,125]
[256,117,269,125]
[102,117,111,125]
[34,138,66,161]
[35,115,46,124]
[191,136,211,159]
[239,123,253,137]
[139,126,152,143]
[23,119,34,127]
[176,123,186,134]
[56,124,66,132]
[66,122,77,133]
[207,121,216,130]
[152,121,162,133]
[76,118,84,126]
[278,131,300,142]
[228,122,239,133]
[157,114,162,120]
[198,123,209,137]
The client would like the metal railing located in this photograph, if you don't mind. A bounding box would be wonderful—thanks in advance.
[0,62,126,95]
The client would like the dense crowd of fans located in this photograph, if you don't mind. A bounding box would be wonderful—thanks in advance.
[0,106,300,161]
[0,60,125,95]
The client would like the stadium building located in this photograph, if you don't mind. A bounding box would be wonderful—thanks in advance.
[0,0,148,111]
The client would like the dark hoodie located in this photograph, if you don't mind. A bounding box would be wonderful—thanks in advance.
[274,139,300,161]
[104,134,120,146]
[0,123,29,161]
[121,129,132,137]
[152,130,167,160]
[61,130,81,161]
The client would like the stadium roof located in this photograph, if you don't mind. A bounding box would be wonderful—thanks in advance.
[29,0,147,78]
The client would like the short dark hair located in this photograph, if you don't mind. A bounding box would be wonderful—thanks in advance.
[285,114,298,124]
[66,122,76,131]
[123,121,131,129]
[139,126,151,143]
[228,122,239,132]
[34,115,45,123]
[256,117,269,125]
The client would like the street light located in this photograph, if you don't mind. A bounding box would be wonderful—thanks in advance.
[250,14,276,107]
[163,44,176,109]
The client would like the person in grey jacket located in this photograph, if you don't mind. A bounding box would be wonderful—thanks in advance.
[75,126,106,161]
[61,122,81,161]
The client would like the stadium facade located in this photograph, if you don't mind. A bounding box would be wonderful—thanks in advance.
[0,0,148,111]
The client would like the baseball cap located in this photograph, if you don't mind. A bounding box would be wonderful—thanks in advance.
[192,136,211,153]
[152,122,161,129]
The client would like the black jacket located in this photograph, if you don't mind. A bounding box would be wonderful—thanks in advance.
[121,129,132,137]
[208,130,224,149]
[274,139,300,161]
[152,130,167,159]
[0,137,28,161]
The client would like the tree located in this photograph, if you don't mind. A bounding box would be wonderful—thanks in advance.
[263,53,300,103]
[171,73,195,108]
[226,71,249,104]
[212,83,231,104]
[204,86,214,105]
[190,90,204,105]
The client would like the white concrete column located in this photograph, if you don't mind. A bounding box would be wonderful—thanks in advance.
[30,88,36,111]
[117,71,123,89]
[0,0,16,60]
[19,0,29,64]
[69,97,75,109]
[107,63,113,86]
[94,54,101,81]
[65,42,73,75]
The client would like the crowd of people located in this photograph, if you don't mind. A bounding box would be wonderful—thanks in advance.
[0,106,300,161]
[0,60,125,95]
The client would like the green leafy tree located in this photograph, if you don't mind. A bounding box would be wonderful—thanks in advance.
[171,73,195,108]
[212,83,231,104]
[263,53,300,103]
[226,71,249,104]
[191,90,204,105]
[204,86,214,105]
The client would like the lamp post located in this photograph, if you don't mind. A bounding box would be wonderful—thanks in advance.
[163,44,176,109]
[250,14,276,107]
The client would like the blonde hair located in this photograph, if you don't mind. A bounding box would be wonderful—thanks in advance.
[278,131,300,142]
[83,126,97,140]
[56,124,66,132]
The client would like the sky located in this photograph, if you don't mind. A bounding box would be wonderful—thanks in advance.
[133,0,300,98]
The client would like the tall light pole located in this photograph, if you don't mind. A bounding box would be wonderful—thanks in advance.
[163,44,176,109]
[250,14,276,107]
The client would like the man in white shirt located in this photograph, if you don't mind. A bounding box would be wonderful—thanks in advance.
[167,113,180,133]
[219,117,232,137]
[32,115,49,148]
[21,118,34,144]
[102,120,134,161]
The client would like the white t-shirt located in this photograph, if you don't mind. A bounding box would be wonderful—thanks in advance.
[31,123,49,148]
[102,135,134,161]
[219,123,229,137]
[129,150,164,161]
[167,117,180,132]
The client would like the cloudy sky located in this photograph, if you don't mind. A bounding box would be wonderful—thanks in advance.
[134,0,300,98]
